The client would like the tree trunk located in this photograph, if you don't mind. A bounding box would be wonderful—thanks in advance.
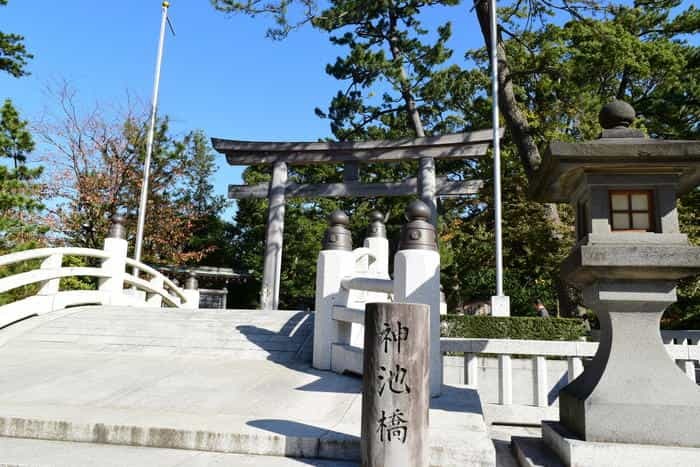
[388,10,425,138]
[474,0,575,310]
[474,0,541,178]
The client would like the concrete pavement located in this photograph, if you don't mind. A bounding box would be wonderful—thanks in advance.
[0,306,495,466]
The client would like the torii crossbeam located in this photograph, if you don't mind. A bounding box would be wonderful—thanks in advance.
[212,129,499,310]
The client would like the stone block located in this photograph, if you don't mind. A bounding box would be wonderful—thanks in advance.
[490,295,510,317]
[541,421,700,467]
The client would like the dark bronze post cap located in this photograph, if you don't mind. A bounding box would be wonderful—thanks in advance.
[398,200,437,251]
[322,210,353,251]
[107,214,126,239]
[366,210,387,238]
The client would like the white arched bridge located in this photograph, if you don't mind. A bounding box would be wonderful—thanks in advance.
[0,211,697,467]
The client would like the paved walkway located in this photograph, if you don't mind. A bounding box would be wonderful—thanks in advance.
[0,306,495,466]
[0,423,534,466]
[0,437,357,466]
[0,428,532,467]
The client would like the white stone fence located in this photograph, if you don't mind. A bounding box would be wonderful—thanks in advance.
[590,329,700,345]
[0,227,198,328]
[660,330,700,345]
[440,337,699,423]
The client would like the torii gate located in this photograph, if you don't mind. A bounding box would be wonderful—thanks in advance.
[212,130,498,310]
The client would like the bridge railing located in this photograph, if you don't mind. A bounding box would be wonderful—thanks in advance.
[0,216,194,328]
[314,202,443,396]
[590,329,700,345]
[315,213,393,376]
[440,337,699,424]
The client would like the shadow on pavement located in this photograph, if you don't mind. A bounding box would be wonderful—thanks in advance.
[237,314,362,394]
[247,419,360,466]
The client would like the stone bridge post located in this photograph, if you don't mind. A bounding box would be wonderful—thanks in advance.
[99,215,128,306]
[313,211,354,370]
[393,200,442,397]
[361,302,430,467]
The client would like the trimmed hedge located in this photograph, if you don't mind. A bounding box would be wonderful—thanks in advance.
[441,315,588,341]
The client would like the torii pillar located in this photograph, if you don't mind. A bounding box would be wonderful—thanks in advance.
[260,161,287,310]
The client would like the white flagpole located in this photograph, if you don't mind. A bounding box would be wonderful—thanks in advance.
[134,1,170,265]
[490,0,509,316]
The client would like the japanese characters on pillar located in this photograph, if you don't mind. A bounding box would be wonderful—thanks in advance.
[361,302,429,467]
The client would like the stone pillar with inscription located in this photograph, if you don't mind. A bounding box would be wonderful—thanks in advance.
[361,302,430,467]
[313,211,354,371]
[393,200,442,397]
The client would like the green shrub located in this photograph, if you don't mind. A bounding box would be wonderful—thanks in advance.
[0,258,41,306]
[441,315,588,341]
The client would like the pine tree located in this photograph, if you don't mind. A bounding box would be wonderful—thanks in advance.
[0,0,32,78]
[0,99,43,252]
[211,1,699,318]
[0,100,45,306]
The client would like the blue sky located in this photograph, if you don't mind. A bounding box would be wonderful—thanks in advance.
[3,1,696,220]
[0,0,481,220]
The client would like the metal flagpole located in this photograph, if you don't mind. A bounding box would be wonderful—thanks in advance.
[134,1,170,265]
[489,0,509,315]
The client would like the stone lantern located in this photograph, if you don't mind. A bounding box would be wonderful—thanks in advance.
[529,101,700,464]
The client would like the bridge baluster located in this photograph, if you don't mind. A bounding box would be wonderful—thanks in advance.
[37,253,63,299]
[679,360,696,382]
[533,356,548,408]
[147,275,164,307]
[464,352,479,387]
[498,354,513,405]
[567,356,584,383]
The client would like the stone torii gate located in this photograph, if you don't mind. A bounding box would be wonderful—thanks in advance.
[212,130,497,310]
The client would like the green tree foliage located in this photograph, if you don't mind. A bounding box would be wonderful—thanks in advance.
[182,130,228,217]
[0,3,43,304]
[0,0,32,77]
[214,1,699,321]
[0,99,45,305]
[312,0,460,138]
[219,1,568,312]
[179,130,232,267]
[665,188,700,329]
[483,0,700,144]
[211,0,317,39]
[0,99,43,252]
[440,150,574,315]
[37,85,229,267]
[449,0,700,316]
[442,315,587,340]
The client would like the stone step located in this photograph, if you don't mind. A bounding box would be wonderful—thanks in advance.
[2,306,314,362]
[0,437,358,466]
[511,436,564,467]
[0,306,496,466]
